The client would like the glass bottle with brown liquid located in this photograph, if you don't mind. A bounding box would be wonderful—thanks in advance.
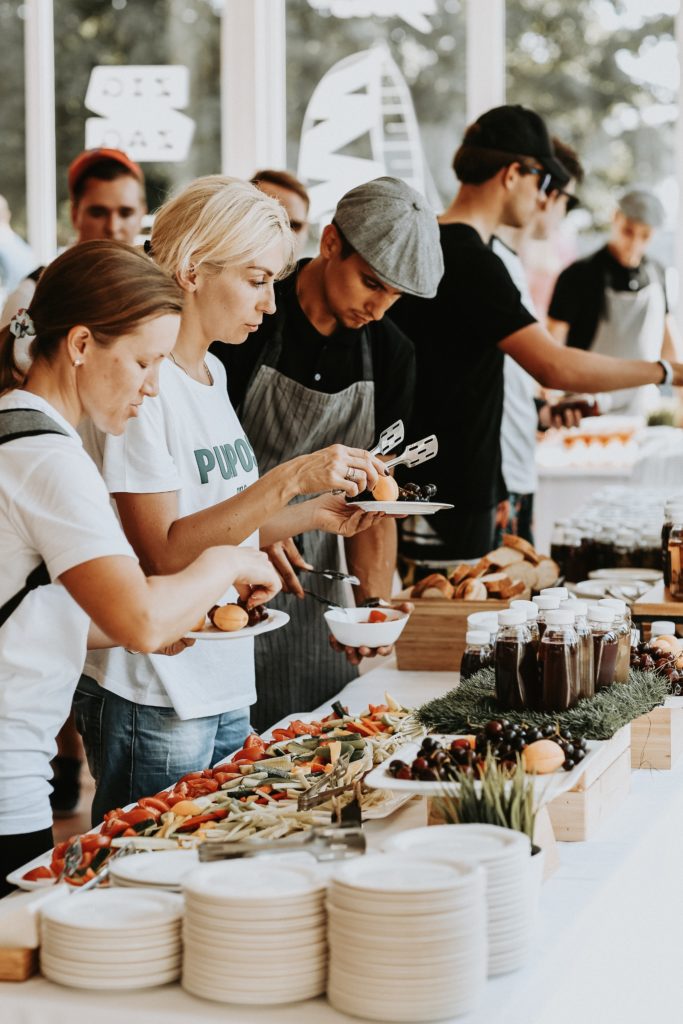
[538,611,579,713]
[533,595,562,641]
[598,599,631,682]
[561,600,594,700]
[460,631,493,680]
[494,610,537,711]
[509,600,540,655]
[588,605,619,690]
[669,522,683,601]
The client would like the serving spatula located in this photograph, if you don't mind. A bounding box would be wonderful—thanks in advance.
[384,434,438,471]
[369,419,404,457]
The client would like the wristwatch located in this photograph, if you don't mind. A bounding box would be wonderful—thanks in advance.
[657,359,674,387]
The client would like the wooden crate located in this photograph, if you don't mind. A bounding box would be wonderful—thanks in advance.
[547,726,631,842]
[394,597,507,671]
[631,582,683,637]
[631,697,683,770]
[0,947,38,982]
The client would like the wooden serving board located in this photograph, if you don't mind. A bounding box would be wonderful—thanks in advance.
[631,697,683,770]
[392,597,508,671]
[631,582,683,633]
[0,947,38,982]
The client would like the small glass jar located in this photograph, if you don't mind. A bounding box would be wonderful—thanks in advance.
[550,519,571,575]
[588,605,619,690]
[669,519,683,601]
[538,610,579,713]
[467,611,498,647]
[509,599,540,653]
[561,528,584,583]
[598,599,631,682]
[494,610,536,711]
[561,599,594,700]
[613,529,637,570]
[662,500,683,589]
[533,595,562,640]
[460,631,494,680]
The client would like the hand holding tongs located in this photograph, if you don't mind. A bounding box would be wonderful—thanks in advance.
[198,823,365,863]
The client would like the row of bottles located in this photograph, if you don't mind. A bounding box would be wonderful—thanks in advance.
[551,521,660,583]
[460,591,632,713]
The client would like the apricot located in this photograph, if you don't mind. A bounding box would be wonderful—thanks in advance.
[372,475,399,501]
[192,614,207,632]
[208,603,249,632]
[651,635,681,656]
[521,739,565,775]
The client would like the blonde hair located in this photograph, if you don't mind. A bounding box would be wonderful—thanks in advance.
[150,175,295,280]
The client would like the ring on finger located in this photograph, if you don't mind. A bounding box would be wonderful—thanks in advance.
[345,468,356,483]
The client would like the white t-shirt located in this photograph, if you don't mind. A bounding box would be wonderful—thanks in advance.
[0,390,136,835]
[83,355,260,720]
[492,237,540,496]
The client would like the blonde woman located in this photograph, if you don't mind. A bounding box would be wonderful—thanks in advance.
[0,242,280,890]
[78,177,386,823]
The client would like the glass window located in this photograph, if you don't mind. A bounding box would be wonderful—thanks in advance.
[285,0,467,233]
[53,0,222,245]
[0,3,27,237]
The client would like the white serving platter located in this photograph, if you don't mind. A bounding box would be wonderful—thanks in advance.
[186,608,289,640]
[348,501,453,515]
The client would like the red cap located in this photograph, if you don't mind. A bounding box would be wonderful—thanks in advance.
[67,148,144,198]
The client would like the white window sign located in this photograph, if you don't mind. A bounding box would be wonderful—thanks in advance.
[298,45,426,224]
[84,65,195,162]
[307,0,436,33]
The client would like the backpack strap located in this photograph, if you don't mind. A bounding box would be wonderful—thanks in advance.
[26,266,45,284]
[0,408,71,628]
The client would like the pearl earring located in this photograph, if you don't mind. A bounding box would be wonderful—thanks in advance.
[73,358,83,367]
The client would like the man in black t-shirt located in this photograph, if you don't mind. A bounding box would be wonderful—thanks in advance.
[390,106,683,568]
[548,190,681,415]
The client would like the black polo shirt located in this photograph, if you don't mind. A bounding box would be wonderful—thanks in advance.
[213,260,416,436]
[548,245,669,350]
[389,223,536,517]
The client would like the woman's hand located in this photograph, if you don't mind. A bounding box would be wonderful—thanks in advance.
[155,638,196,656]
[226,547,283,608]
[292,444,387,497]
[309,494,385,537]
[262,539,311,598]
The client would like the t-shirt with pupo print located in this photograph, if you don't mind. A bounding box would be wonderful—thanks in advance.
[83,354,260,720]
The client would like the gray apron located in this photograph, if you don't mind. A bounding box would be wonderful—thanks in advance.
[591,271,666,416]
[239,300,375,732]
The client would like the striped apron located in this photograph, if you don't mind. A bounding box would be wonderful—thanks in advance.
[239,309,375,733]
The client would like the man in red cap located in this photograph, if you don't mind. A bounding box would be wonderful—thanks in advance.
[2,148,146,327]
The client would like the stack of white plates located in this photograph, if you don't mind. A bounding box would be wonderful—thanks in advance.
[327,854,487,1022]
[110,849,199,891]
[182,860,327,1004]
[385,824,532,975]
[40,889,183,989]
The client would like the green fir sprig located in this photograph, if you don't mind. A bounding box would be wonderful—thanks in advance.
[413,668,669,741]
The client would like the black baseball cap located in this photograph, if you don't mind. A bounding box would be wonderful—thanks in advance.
[464,105,569,184]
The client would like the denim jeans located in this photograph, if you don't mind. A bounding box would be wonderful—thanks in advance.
[74,675,250,827]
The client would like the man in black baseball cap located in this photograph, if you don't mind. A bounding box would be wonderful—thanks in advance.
[390,105,683,574]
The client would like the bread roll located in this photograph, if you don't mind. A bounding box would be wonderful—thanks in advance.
[486,546,525,569]
[449,563,474,586]
[455,579,488,601]
[411,573,454,599]
[480,572,512,594]
[534,558,561,591]
[502,534,542,566]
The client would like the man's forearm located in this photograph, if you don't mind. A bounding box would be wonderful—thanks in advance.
[345,517,397,603]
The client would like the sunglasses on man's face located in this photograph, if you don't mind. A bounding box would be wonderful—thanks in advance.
[519,165,552,195]
[555,189,580,213]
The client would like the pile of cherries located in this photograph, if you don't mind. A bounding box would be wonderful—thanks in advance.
[630,642,683,693]
[398,482,437,502]
[388,719,588,781]
[237,597,269,628]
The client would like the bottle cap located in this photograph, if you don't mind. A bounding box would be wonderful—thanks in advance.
[533,596,561,611]
[540,587,569,600]
[497,609,527,626]
[545,610,576,626]
[651,620,676,638]
[466,630,491,645]
[588,605,616,624]
[467,611,499,630]
[561,599,587,617]
[509,599,539,620]
[598,598,627,613]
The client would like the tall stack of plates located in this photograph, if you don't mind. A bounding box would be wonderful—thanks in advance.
[40,889,183,989]
[110,849,199,891]
[327,854,487,1022]
[385,823,533,975]
[182,860,327,1004]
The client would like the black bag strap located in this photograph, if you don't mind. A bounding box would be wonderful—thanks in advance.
[26,265,45,284]
[0,408,71,628]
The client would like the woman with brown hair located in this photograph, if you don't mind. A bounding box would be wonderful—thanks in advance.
[0,240,281,891]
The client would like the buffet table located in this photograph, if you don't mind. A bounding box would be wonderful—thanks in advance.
[2,662,682,1024]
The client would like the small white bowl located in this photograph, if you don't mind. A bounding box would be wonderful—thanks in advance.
[324,608,410,648]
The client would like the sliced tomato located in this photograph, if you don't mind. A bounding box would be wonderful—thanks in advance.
[100,817,130,838]
[177,771,205,783]
[138,796,171,814]
[271,728,295,740]
[121,806,157,827]
[23,865,55,882]
[79,834,112,854]
[290,720,315,736]
[345,721,374,737]
[368,610,388,623]
[243,733,265,750]
[368,704,389,715]
[176,809,229,832]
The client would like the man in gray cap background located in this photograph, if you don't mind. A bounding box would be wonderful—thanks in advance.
[214,175,443,730]
[548,188,681,414]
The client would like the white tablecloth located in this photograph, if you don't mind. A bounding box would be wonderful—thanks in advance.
[2,664,683,1024]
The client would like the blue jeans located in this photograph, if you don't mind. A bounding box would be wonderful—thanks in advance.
[73,676,250,827]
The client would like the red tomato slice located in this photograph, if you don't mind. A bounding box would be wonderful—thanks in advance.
[23,865,55,882]
[243,733,265,750]
[79,835,112,854]
[138,796,171,814]
[368,610,388,623]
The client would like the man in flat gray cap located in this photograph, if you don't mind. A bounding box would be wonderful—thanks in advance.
[214,176,443,730]
[548,188,681,414]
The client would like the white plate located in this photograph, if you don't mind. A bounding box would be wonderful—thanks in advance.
[41,889,183,930]
[183,860,323,901]
[365,734,601,806]
[185,608,289,640]
[40,951,181,977]
[588,567,661,581]
[41,964,179,990]
[384,823,530,861]
[331,853,481,894]
[110,848,199,888]
[348,500,453,515]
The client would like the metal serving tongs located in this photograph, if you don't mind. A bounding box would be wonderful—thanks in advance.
[198,823,365,864]
[384,434,438,471]
[369,419,404,457]
[302,567,360,586]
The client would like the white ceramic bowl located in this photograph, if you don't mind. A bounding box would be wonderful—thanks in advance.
[324,608,410,648]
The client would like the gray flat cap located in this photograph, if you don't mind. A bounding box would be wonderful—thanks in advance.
[618,190,665,229]
[333,177,444,298]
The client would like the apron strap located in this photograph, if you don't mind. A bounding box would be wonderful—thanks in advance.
[0,408,69,628]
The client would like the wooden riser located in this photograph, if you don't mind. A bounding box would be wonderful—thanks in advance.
[547,747,632,842]
[631,701,683,770]
[393,597,507,671]
[0,947,38,982]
